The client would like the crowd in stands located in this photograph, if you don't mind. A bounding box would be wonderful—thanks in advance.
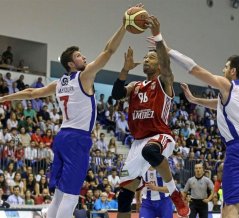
[0,69,225,215]
[0,46,30,73]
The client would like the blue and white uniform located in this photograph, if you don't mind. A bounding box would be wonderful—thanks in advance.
[49,71,96,195]
[217,80,239,205]
[139,169,173,218]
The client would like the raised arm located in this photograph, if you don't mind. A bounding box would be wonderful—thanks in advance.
[181,83,218,110]
[149,17,173,85]
[167,48,231,99]
[0,81,57,102]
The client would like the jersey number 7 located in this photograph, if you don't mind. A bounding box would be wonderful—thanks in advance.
[60,96,69,120]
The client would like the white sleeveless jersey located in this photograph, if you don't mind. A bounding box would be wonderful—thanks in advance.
[217,80,239,143]
[142,169,169,201]
[56,71,96,132]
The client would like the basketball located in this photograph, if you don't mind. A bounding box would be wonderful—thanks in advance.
[123,7,149,34]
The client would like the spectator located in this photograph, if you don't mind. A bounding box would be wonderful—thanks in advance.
[115,113,129,143]
[4,72,14,94]
[49,108,60,124]
[25,189,35,205]
[15,75,25,91]
[32,77,44,88]
[0,187,10,208]
[42,129,54,148]
[38,105,50,121]
[31,127,43,147]
[24,173,39,198]
[107,169,120,192]
[2,46,13,65]
[0,174,9,195]
[81,189,95,211]
[24,102,38,124]
[24,141,37,167]
[96,133,108,153]
[31,98,43,112]
[8,172,24,197]
[97,93,106,125]
[107,137,117,154]
[93,192,112,217]
[97,177,109,192]
[7,112,18,130]
[19,127,31,148]
[6,185,24,205]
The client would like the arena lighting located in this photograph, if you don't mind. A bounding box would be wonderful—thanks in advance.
[232,0,239,8]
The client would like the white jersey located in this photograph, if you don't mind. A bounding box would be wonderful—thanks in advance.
[56,71,96,132]
[217,80,239,143]
[141,169,169,201]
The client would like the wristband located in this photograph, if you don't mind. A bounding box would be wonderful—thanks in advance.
[153,33,163,42]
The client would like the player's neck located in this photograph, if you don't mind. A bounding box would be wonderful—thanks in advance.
[146,73,158,81]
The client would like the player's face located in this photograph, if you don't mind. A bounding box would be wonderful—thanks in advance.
[71,51,86,71]
[143,51,159,75]
[223,61,232,81]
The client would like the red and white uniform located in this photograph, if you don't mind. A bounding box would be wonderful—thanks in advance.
[120,76,175,185]
[128,77,173,139]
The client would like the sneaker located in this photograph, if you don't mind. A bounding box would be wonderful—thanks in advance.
[170,190,190,217]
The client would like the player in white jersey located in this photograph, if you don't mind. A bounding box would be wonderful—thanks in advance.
[0,8,129,216]
[136,166,173,218]
[158,39,239,218]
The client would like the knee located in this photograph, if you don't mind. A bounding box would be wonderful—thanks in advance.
[142,139,164,167]
[118,188,135,213]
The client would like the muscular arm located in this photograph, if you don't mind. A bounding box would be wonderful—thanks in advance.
[156,40,174,87]
[168,49,231,101]
[190,97,218,110]
[0,81,57,102]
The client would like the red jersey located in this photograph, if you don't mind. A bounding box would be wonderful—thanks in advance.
[128,77,174,139]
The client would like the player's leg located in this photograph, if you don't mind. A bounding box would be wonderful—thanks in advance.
[141,134,190,217]
[117,178,141,218]
[139,199,156,218]
[222,204,239,218]
[156,197,173,218]
[47,134,64,218]
[56,130,92,218]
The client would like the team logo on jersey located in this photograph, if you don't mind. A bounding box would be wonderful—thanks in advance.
[132,109,154,120]
[150,173,154,179]
[61,77,69,86]
[151,81,156,90]
[134,86,140,94]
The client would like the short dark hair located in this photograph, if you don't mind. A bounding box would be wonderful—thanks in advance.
[60,46,79,72]
[227,55,239,79]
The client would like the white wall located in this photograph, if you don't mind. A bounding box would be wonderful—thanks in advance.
[0,0,238,86]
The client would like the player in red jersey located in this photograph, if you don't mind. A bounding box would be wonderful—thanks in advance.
[112,16,190,218]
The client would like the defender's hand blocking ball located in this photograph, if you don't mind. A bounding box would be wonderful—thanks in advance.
[123,7,149,34]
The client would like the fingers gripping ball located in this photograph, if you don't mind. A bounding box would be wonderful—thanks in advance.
[123,7,149,34]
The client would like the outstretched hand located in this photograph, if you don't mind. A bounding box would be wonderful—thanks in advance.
[123,46,141,71]
[180,83,195,103]
[146,15,160,36]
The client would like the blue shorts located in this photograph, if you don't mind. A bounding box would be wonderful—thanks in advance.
[139,197,173,218]
[49,128,92,195]
[222,141,239,205]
